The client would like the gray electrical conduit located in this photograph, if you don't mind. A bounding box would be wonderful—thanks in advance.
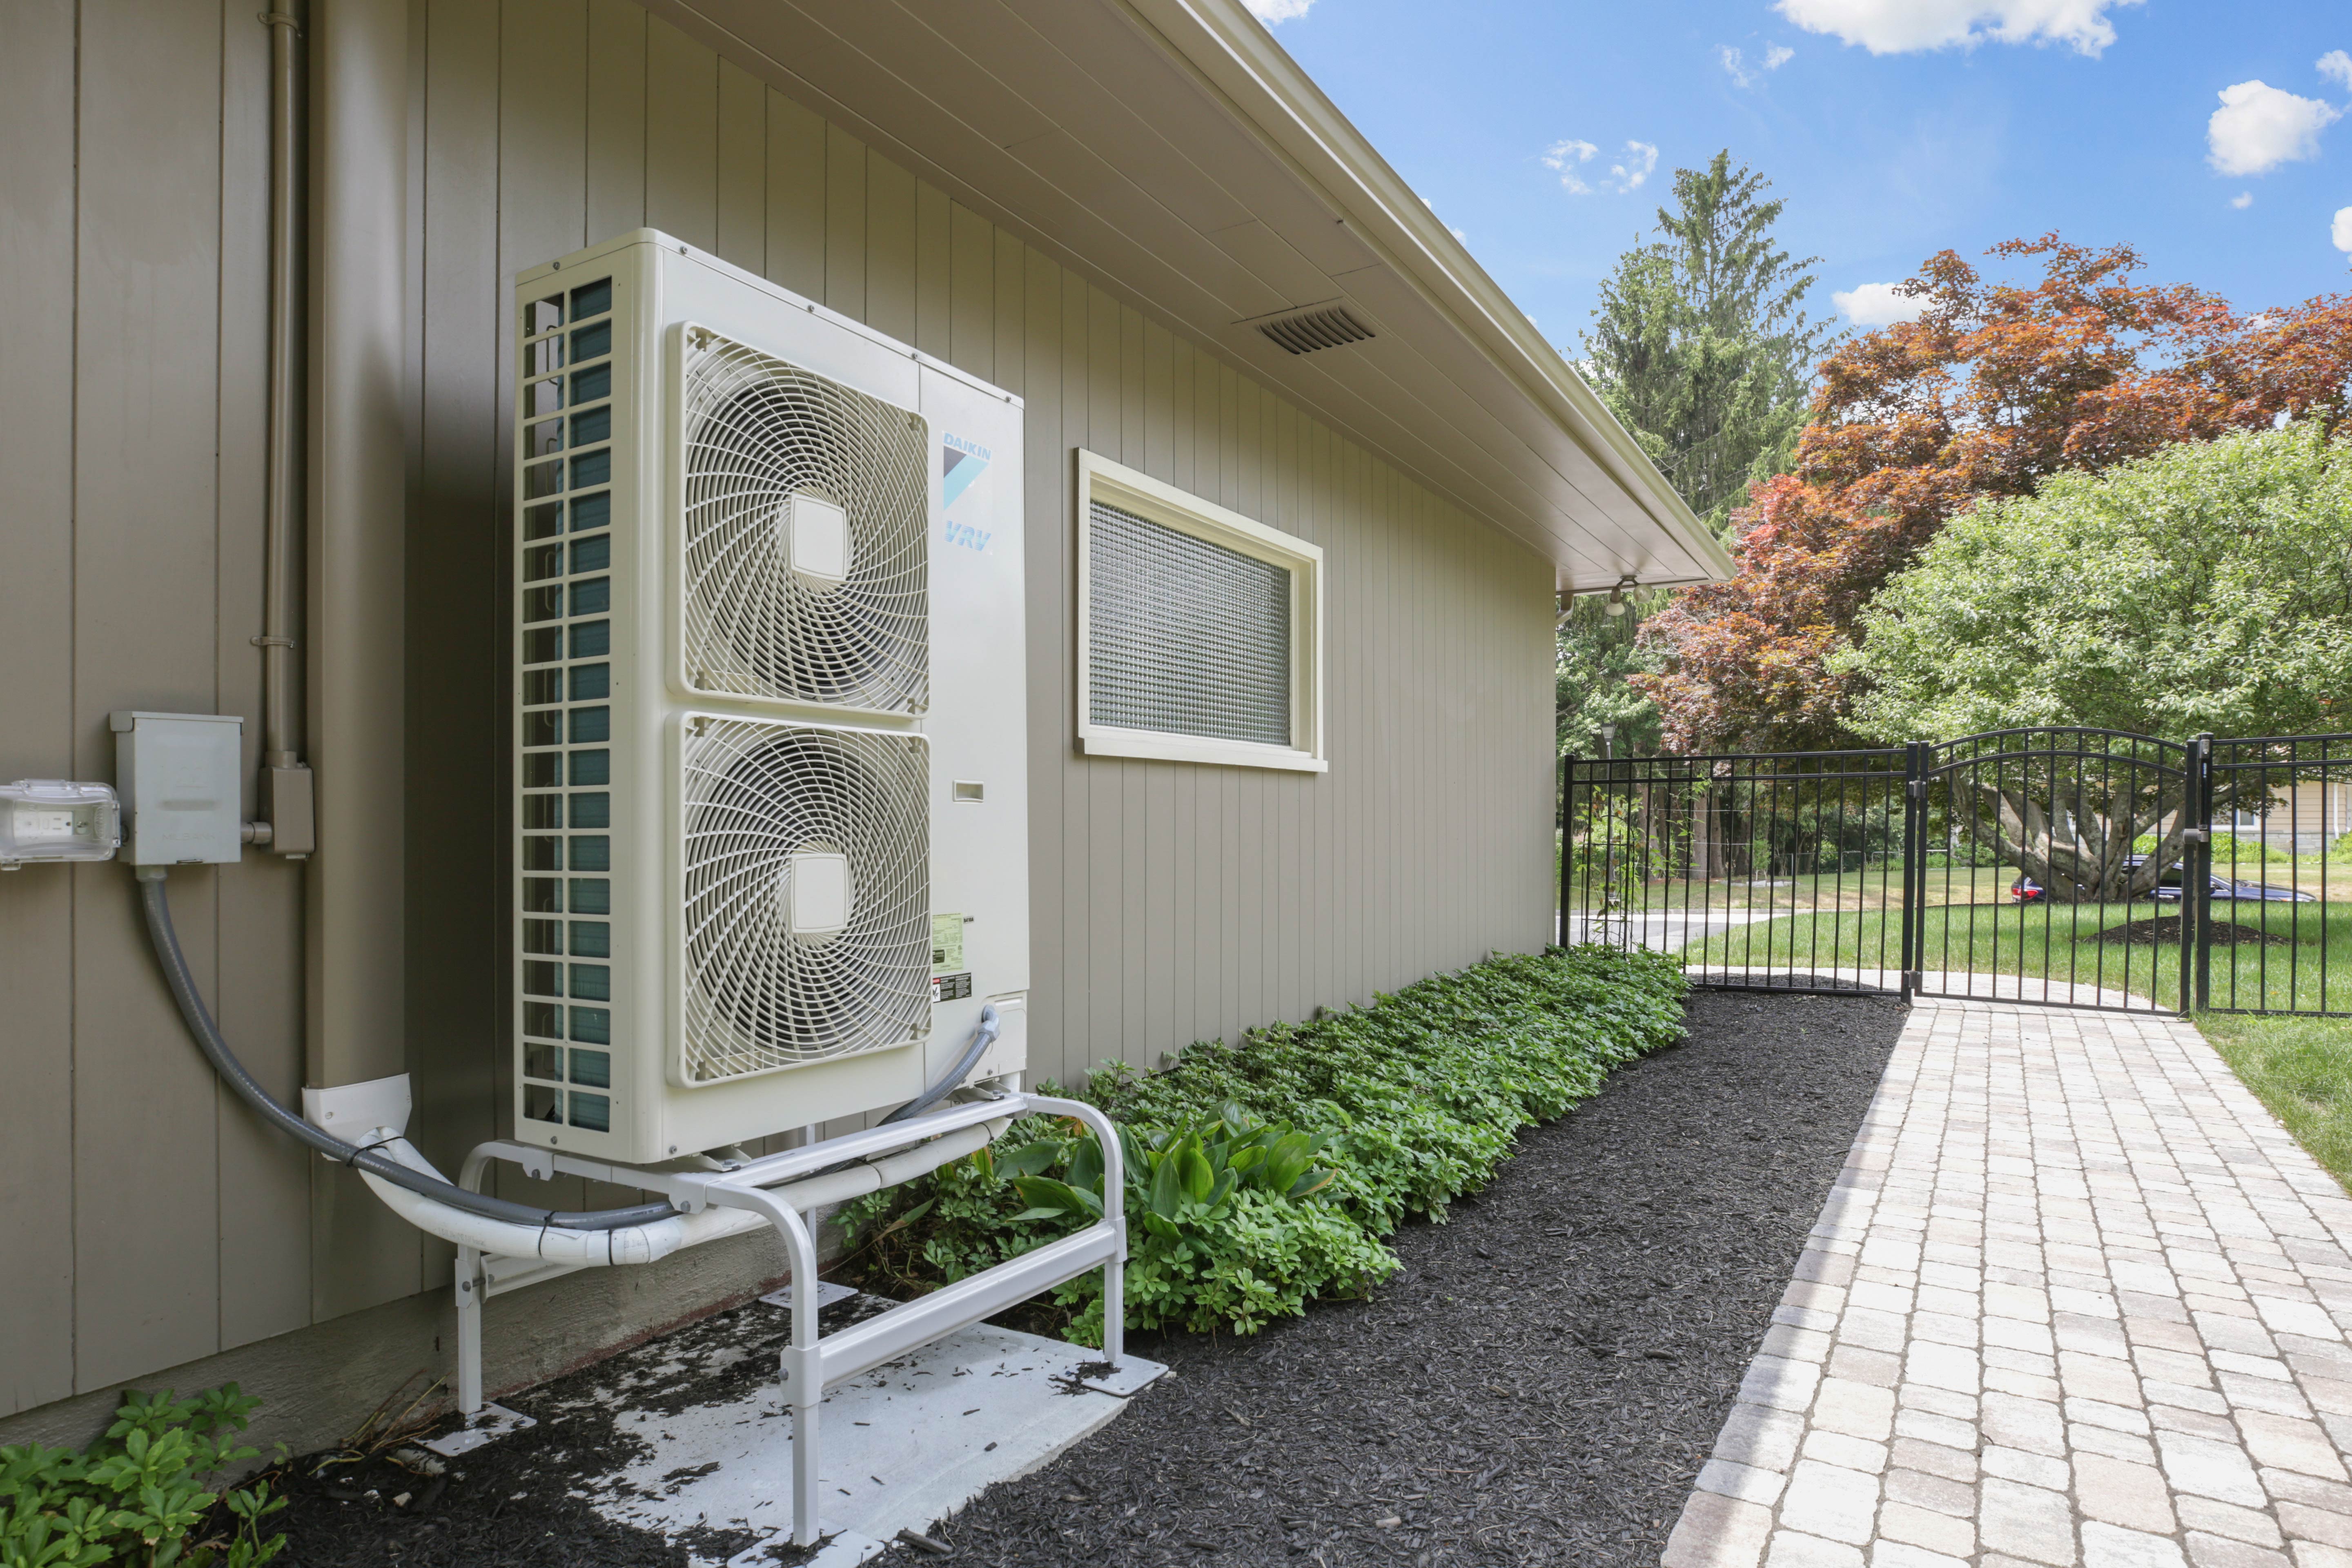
[140,870,1014,1245]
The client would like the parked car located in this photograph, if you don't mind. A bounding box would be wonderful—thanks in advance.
[2011,860,2316,904]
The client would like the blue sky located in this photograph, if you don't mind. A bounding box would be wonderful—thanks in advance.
[1250,0,2352,348]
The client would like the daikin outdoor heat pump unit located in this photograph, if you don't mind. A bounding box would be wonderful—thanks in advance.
[512,230,1027,1165]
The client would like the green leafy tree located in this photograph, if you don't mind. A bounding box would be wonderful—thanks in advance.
[1555,592,1661,758]
[1841,423,2352,898]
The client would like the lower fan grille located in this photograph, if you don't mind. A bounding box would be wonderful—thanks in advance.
[681,718,929,1082]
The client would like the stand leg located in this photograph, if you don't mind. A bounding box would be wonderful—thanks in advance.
[1100,1251,1125,1370]
[456,1246,484,1416]
[792,1394,822,1547]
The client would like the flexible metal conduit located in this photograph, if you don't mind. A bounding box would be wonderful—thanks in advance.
[140,869,679,1231]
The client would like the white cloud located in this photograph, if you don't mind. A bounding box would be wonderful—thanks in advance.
[1612,141,1659,192]
[2207,81,2340,177]
[1719,44,1797,87]
[1775,0,2140,56]
[1834,282,1930,326]
[1243,0,1312,22]
[2320,50,2352,91]
[2232,191,2254,209]
[2335,207,2352,255]
[1543,139,1600,193]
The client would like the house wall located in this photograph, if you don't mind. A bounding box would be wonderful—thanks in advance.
[0,0,1555,1448]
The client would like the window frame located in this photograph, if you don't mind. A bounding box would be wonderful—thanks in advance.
[1074,450,1327,774]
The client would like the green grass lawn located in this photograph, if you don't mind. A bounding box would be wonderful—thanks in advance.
[1677,901,2352,1191]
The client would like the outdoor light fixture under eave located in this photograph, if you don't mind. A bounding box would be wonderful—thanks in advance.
[1604,576,1637,617]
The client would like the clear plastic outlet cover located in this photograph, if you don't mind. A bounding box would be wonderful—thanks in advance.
[0,780,122,864]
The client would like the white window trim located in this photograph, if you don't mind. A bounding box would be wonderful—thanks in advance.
[1075,450,1326,773]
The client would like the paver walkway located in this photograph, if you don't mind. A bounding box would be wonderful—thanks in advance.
[1664,996,2352,1568]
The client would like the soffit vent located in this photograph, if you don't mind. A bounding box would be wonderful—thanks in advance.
[1255,305,1374,356]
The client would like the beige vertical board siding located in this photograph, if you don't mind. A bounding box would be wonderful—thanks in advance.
[2,0,1555,1423]
[72,0,228,1391]
[644,16,717,252]
[585,0,649,235]
[764,90,825,299]
[714,59,765,274]
[0,0,82,1416]
[215,0,312,1352]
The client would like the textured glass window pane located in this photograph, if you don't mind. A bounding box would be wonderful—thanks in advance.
[569,878,610,914]
[570,322,611,362]
[569,836,610,871]
[570,449,610,490]
[569,920,610,957]
[569,749,610,786]
[571,406,611,447]
[1088,502,1291,746]
[568,1091,610,1132]
[569,792,610,829]
[569,964,610,1001]
[570,534,610,575]
[570,664,610,701]
[570,622,610,660]
[570,578,611,616]
[569,1006,610,1045]
[572,364,610,404]
[569,704,610,742]
[567,1048,610,1088]
[569,279,612,319]
[569,492,609,535]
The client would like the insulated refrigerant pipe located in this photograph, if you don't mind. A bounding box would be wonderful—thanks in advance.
[139,869,679,1231]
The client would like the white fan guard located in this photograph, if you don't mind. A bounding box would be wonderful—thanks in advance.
[680,328,929,713]
[681,718,930,1082]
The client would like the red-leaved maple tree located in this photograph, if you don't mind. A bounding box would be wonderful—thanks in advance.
[1636,235,2352,753]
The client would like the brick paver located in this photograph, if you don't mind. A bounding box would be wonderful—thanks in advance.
[1664,997,2352,1568]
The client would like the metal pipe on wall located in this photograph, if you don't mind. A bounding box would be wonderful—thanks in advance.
[258,9,315,857]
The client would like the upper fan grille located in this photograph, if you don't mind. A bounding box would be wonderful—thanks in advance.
[680,330,929,713]
[681,718,930,1082]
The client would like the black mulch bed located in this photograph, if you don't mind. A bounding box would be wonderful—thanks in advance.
[2094,915,2290,947]
[268,990,1902,1568]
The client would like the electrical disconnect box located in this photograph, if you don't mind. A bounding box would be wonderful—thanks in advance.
[111,712,246,866]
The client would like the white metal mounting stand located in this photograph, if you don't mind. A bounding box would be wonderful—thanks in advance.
[441,1093,1127,1548]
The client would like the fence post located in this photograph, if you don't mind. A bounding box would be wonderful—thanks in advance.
[2191,733,2213,1014]
[1901,742,1929,999]
[1557,751,1571,950]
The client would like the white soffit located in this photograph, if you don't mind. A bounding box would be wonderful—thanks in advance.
[649,0,1735,591]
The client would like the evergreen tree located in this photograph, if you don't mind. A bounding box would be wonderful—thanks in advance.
[1582,151,1834,535]
[1557,150,1831,756]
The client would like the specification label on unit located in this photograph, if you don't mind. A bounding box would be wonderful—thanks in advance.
[931,912,965,973]
[931,972,973,1002]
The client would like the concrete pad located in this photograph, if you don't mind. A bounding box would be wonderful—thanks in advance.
[578,1308,1166,1563]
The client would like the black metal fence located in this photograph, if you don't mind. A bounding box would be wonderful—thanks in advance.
[1561,727,2352,1018]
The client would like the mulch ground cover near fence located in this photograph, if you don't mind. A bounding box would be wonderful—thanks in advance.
[267,989,1903,1568]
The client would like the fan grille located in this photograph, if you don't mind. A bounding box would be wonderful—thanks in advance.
[681,718,930,1082]
[681,331,929,713]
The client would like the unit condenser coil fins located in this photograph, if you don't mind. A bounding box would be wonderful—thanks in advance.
[682,717,930,1082]
[512,230,1027,1165]
[680,331,930,715]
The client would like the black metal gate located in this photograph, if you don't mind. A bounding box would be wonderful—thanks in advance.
[1561,727,2350,1017]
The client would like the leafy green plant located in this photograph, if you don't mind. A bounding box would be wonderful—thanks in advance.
[835,944,1688,1344]
[0,1386,287,1568]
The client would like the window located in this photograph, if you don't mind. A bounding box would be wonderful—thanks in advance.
[1076,450,1325,773]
